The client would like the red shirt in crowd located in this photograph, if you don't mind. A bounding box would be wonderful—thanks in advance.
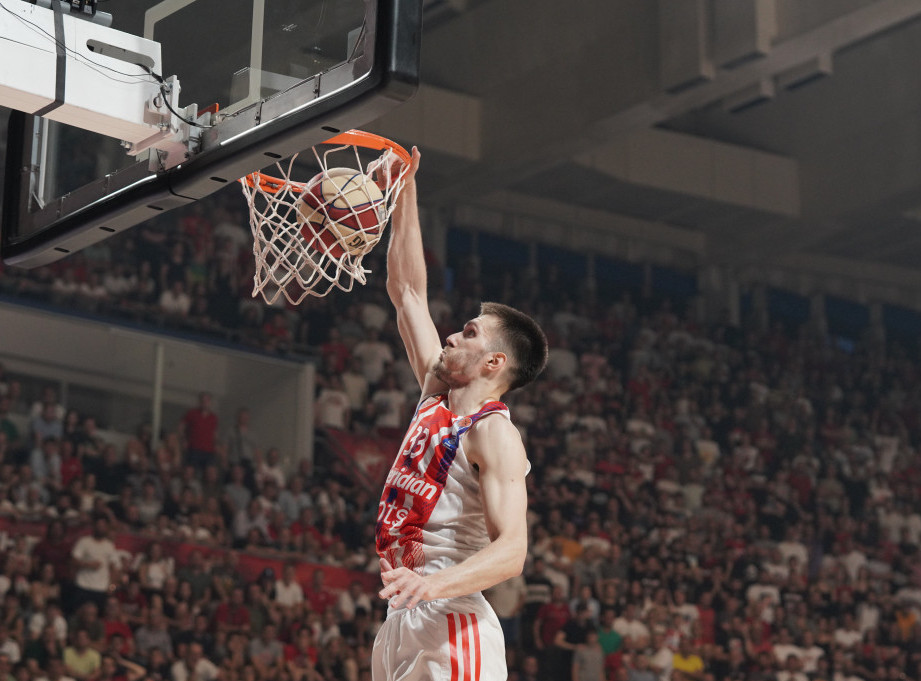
[60,455,83,489]
[182,408,218,453]
[535,601,571,647]
[213,603,250,630]
[306,588,337,616]
[284,643,318,665]
[104,620,134,651]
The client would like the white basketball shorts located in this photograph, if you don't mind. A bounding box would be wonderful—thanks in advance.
[372,593,507,681]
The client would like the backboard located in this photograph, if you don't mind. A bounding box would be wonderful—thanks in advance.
[1,0,421,267]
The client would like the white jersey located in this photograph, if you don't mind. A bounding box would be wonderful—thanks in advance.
[375,394,511,577]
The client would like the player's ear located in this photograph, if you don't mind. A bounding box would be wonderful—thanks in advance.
[485,352,507,375]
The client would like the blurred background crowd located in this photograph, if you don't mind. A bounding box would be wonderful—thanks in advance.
[1,190,921,681]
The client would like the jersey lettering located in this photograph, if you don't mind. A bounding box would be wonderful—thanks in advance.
[375,395,509,573]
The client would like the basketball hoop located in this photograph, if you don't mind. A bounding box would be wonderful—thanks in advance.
[239,130,412,304]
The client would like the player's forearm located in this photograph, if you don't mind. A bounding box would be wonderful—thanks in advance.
[385,180,426,302]
[427,533,527,600]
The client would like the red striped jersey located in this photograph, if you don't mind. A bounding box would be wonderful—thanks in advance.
[375,394,511,576]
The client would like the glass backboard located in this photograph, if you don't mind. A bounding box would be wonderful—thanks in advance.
[1,0,421,267]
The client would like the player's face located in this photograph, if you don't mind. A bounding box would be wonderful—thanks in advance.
[434,315,498,386]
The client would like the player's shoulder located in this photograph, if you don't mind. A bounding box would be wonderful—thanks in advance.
[469,408,517,436]
[465,411,525,466]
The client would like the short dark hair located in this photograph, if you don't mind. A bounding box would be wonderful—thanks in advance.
[480,302,548,392]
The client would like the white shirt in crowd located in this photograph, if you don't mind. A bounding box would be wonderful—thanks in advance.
[170,657,220,681]
[274,579,305,608]
[71,535,120,592]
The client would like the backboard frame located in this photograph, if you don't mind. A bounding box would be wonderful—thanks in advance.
[1,0,422,268]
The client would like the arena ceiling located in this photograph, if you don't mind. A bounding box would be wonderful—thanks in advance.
[4,1,921,304]
[369,0,921,302]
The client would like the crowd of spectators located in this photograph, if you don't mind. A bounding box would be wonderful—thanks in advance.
[1,189,921,681]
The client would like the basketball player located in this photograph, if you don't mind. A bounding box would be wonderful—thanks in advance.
[372,148,548,681]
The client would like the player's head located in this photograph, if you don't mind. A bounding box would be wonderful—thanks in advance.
[479,301,548,392]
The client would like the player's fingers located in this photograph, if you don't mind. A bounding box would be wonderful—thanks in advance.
[379,557,393,573]
[379,576,403,599]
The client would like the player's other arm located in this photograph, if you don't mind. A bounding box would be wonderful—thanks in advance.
[379,417,528,607]
[385,149,447,395]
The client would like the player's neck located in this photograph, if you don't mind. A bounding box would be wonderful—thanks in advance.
[446,382,502,416]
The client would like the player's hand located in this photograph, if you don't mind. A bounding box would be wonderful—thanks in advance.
[375,146,420,189]
[405,146,421,182]
[379,557,433,609]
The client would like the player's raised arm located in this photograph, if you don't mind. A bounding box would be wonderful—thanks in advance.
[385,148,447,393]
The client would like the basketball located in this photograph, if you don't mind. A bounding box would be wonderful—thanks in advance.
[296,167,386,258]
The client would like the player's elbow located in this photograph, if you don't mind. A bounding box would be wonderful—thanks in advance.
[386,278,419,310]
[503,537,528,578]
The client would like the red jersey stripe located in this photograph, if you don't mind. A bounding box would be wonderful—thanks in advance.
[471,613,481,680]
[448,613,459,681]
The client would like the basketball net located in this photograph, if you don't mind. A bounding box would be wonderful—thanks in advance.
[239,131,412,304]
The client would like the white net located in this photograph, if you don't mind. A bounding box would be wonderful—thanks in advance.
[239,134,411,304]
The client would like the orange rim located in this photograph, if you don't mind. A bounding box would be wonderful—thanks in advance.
[240,129,411,193]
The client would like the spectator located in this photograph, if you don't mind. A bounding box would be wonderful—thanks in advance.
[484,571,527,649]
[284,627,321,681]
[671,637,705,681]
[63,629,101,681]
[232,499,270,548]
[369,374,407,432]
[135,482,162,526]
[70,515,121,611]
[223,464,252,517]
[320,328,350,374]
[133,610,172,659]
[278,475,312,524]
[533,584,571,668]
[624,651,658,681]
[170,642,218,681]
[101,597,133,654]
[274,563,304,613]
[176,551,211,603]
[336,580,372,624]
[213,586,250,636]
[305,569,336,617]
[315,375,352,430]
[31,403,64,451]
[34,656,76,681]
[350,328,393,386]
[136,542,174,596]
[255,447,286,490]
[180,392,218,471]
[225,407,260,471]
[554,603,596,681]
[23,625,64,672]
[341,357,370,420]
[158,280,191,318]
[613,603,651,650]
[246,622,284,679]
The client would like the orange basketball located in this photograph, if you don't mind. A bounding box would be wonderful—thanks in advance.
[296,168,385,258]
